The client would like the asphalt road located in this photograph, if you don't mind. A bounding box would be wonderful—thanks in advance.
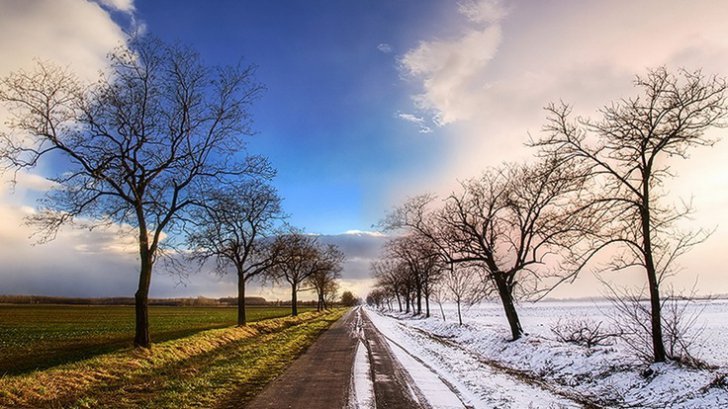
[245,307,432,409]
[359,308,424,409]
[245,309,359,409]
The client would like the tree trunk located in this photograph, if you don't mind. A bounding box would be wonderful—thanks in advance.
[439,301,445,321]
[494,273,523,340]
[134,243,153,348]
[291,283,298,316]
[237,272,247,326]
[405,290,410,313]
[425,292,431,318]
[641,200,666,362]
[395,293,402,312]
[416,284,422,315]
[457,299,463,326]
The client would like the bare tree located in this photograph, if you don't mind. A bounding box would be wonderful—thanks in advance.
[386,156,589,340]
[383,234,443,317]
[306,244,344,311]
[535,67,728,362]
[365,289,386,309]
[371,259,406,312]
[186,181,284,326]
[341,290,359,307]
[271,232,344,316]
[444,263,485,326]
[0,38,268,347]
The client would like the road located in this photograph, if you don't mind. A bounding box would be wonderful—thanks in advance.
[246,307,582,408]
[246,308,359,409]
[246,307,467,409]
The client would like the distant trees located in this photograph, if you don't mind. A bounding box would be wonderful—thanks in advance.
[270,232,344,316]
[340,291,359,307]
[371,259,406,312]
[306,244,344,311]
[534,68,728,362]
[186,182,285,326]
[0,38,268,347]
[381,234,443,317]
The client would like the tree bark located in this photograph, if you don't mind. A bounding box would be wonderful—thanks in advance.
[238,272,247,326]
[134,240,153,348]
[291,283,298,316]
[457,299,463,326]
[494,273,523,340]
[641,198,666,362]
[416,283,422,315]
[425,292,431,318]
[395,293,402,312]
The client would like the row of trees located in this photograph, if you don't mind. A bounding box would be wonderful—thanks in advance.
[0,37,345,348]
[370,68,727,363]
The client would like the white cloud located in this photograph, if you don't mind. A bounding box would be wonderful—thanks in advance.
[96,0,135,13]
[343,229,387,238]
[397,112,434,134]
[400,18,502,125]
[457,0,507,24]
[397,113,424,124]
[377,43,393,54]
[0,1,146,298]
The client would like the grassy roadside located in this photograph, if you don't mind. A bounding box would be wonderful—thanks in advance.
[0,308,347,409]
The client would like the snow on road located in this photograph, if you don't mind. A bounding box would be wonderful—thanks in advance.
[349,308,375,409]
[384,337,466,408]
[363,307,582,409]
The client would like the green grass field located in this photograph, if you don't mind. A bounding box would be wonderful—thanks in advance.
[0,309,347,409]
[0,304,313,375]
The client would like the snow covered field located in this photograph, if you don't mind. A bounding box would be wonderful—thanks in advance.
[365,299,728,408]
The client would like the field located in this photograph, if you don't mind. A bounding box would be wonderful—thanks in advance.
[364,299,728,408]
[0,309,347,409]
[0,304,313,375]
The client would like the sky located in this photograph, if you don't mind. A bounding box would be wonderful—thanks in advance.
[1,0,728,300]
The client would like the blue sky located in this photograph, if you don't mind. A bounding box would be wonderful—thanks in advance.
[2,0,728,299]
[127,1,452,234]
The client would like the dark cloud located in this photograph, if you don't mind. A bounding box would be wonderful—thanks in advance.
[0,225,386,299]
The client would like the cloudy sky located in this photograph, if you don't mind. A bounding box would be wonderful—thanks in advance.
[1,0,727,300]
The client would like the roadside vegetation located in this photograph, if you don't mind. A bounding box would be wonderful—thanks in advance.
[0,309,346,409]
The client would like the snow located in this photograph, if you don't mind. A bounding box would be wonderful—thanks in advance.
[365,307,581,408]
[365,299,728,408]
[383,334,466,408]
[349,308,375,409]
[351,340,375,409]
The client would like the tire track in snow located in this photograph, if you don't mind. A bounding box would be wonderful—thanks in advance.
[360,308,469,409]
[348,307,375,409]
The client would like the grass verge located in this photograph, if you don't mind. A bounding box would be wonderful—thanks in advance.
[0,308,347,409]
